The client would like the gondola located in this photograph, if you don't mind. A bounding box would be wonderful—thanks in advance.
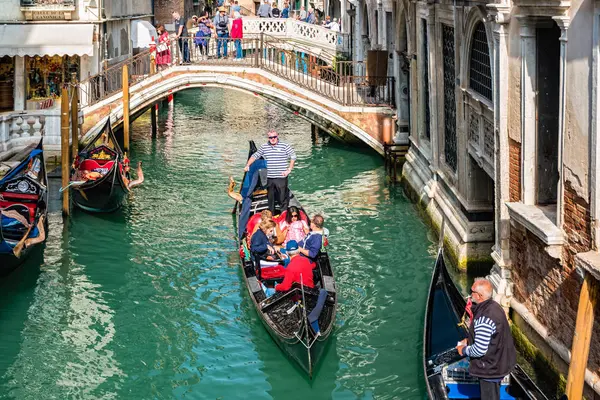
[70,120,133,213]
[0,139,48,275]
[424,246,549,399]
[232,141,337,377]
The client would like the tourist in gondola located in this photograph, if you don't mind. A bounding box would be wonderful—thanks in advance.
[244,130,297,213]
[250,219,276,265]
[279,206,309,245]
[275,240,314,292]
[298,214,325,261]
[456,278,516,400]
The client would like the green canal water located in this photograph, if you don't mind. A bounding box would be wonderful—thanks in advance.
[0,89,436,399]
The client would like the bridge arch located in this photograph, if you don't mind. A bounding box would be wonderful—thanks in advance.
[82,68,394,154]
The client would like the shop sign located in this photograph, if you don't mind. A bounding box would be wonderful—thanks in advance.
[22,9,74,20]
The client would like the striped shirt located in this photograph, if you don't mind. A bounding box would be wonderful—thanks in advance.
[252,141,297,178]
[465,316,497,358]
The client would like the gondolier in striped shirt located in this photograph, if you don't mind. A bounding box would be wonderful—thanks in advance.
[244,130,297,213]
[456,278,516,400]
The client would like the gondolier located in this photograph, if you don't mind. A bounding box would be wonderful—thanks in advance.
[456,278,517,400]
[244,130,296,213]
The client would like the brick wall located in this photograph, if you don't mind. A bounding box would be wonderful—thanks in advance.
[510,181,600,378]
[155,0,195,27]
[509,138,520,202]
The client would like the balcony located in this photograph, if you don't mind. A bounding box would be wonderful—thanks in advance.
[20,0,76,20]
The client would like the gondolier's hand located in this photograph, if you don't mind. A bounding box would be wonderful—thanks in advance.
[244,165,250,172]
[456,338,467,356]
[282,168,291,177]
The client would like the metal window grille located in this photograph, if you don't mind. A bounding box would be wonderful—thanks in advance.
[422,20,431,141]
[469,22,493,102]
[442,25,457,171]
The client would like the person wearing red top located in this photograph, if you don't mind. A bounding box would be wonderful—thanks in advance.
[230,12,244,59]
[275,240,314,292]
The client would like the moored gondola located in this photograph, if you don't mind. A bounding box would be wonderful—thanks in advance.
[423,246,549,399]
[70,119,142,212]
[232,141,337,377]
[0,139,48,275]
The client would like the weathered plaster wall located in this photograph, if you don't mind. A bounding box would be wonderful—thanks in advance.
[564,0,593,200]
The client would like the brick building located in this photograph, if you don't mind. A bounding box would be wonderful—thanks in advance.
[155,0,195,28]
[361,0,600,396]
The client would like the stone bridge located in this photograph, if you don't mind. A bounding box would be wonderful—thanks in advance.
[78,36,396,155]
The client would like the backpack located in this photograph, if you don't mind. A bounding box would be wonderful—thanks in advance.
[217,15,228,31]
[271,8,280,17]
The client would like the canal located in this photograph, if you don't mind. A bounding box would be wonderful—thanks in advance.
[0,88,434,399]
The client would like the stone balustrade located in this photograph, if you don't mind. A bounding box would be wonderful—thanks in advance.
[0,110,62,156]
[242,18,348,54]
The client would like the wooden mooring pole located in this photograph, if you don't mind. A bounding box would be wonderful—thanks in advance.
[151,103,158,137]
[71,84,79,160]
[565,272,598,400]
[122,64,130,153]
[60,87,70,216]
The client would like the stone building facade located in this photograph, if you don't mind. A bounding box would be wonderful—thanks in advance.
[154,0,194,28]
[348,0,600,395]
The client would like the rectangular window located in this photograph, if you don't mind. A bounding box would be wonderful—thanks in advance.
[536,24,560,205]
[442,24,457,171]
[422,19,430,141]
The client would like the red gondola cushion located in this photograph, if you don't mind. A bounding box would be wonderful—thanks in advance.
[79,159,115,172]
[260,264,286,279]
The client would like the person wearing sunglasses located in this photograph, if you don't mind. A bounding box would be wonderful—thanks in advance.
[279,206,309,245]
[456,278,516,400]
[244,130,297,213]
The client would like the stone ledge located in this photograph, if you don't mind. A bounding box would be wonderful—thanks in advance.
[575,251,600,282]
[506,202,564,246]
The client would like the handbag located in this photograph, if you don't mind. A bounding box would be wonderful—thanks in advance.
[156,43,168,53]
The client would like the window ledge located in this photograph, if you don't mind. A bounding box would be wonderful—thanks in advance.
[575,251,600,282]
[506,202,564,246]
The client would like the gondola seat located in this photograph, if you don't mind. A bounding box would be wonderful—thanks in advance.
[79,159,116,173]
[259,260,286,279]
[0,202,36,222]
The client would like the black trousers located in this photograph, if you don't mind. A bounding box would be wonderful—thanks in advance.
[267,177,288,213]
[479,379,500,400]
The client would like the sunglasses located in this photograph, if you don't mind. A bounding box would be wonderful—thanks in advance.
[291,214,298,218]
[268,135,278,139]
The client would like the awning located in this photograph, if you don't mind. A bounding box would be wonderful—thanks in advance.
[0,24,94,57]
[131,20,157,49]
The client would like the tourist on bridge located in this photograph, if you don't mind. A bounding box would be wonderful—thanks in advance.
[456,278,516,400]
[230,0,241,17]
[195,16,213,59]
[281,2,289,18]
[230,12,244,60]
[270,2,281,17]
[244,130,296,213]
[298,6,307,20]
[257,0,271,18]
[329,18,340,32]
[155,25,171,69]
[173,11,191,64]
[305,8,316,24]
[213,7,230,58]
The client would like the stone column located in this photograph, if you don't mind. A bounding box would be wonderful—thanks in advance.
[354,0,364,62]
[517,16,537,206]
[553,16,570,228]
[377,1,385,48]
[13,56,25,111]
[488,5,512,305]
[340,0,347,33]
[427,7,439,169]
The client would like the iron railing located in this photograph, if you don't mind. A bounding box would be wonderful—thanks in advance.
[79,35,395,109]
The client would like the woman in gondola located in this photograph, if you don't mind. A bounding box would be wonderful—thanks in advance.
[250,219,276,266]
[279,206,309,245]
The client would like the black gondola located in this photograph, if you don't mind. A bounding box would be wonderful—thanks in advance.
[233,141,337,377]
[424,247,549,399]
[70,120,129,213]
[0,139,48,275]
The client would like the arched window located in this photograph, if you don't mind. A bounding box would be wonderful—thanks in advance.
[469,22,492,102]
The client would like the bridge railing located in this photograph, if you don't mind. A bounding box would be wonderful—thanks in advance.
[243,18,349,54]
[78,35,394,109]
